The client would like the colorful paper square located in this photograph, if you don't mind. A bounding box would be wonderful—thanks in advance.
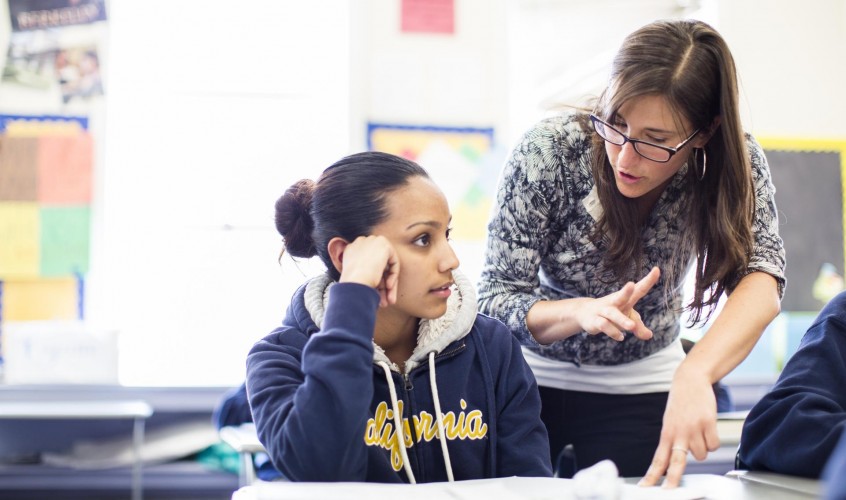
[39,206,90,276]
[2,277,77,320]
[38,134,94,204]
[0,136,39,201]
[0,202,40,277]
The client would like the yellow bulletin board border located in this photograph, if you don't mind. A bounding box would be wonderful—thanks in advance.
[757,137,846,273]
[367,122,495,157]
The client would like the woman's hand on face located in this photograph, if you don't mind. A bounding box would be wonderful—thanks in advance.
[338,235,400,307]
[575,266,660,341]
[639,367,720,488]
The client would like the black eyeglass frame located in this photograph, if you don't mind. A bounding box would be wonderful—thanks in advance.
[589,114,702,163]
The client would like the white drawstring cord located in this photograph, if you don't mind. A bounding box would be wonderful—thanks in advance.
[378,361,416,484]
[429,352,455,481]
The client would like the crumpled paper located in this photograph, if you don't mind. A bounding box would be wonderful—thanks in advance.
[573,459,624,500]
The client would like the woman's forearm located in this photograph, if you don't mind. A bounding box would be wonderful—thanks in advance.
[526,297,592,344]
[678,271,781,383]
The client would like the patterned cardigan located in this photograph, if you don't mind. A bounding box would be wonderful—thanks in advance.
[477,112,785,366]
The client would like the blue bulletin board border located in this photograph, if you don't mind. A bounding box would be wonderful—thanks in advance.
[0,114,88,132]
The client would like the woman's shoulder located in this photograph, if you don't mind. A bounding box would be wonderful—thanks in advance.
[521,110,592,141]
[742,132,775,182]
[509,110,594,178]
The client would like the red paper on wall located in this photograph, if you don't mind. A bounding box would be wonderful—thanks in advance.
[401,0,454,34]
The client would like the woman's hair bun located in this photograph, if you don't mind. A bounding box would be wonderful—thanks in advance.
[274,179,317,258]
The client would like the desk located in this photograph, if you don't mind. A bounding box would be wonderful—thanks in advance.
[231,473,821,500]
[0,400,153,500]
[726,470,821,497]
[219,423,265,487]
[716,410,748,447]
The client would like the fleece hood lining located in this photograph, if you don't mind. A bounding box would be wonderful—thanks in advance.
[303,270,477,373]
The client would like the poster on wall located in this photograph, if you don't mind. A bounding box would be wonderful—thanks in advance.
[2,0,107,105]
[367,122,499,242]
[3,33,104,101]
[8,0,107,31]
[0,114,91,321]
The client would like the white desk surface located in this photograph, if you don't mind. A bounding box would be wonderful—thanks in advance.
[726,470,821,497]
[232,473,821,500]
[0,400,153,419]
[220,423,265,453]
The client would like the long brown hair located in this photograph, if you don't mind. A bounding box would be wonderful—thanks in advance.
[590,19,754,325]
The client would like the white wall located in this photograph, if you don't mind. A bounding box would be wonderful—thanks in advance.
[504,0,715,145]
[717,0,846,137]
[352,0,509,139]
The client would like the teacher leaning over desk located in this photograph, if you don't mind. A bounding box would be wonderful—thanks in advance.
[477,18,785,488]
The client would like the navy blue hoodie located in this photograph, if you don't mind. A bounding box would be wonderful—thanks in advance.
[738,290,846,477]
[824,432,846,499]
[246,272,552,483]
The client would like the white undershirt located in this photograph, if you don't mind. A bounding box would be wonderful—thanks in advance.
[522,338,685,395]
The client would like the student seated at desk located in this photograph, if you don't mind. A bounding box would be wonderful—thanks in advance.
[738,290,846,477]
[246,152,553,483]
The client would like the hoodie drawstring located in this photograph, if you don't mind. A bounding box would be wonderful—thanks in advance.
[378,361,416,484]
[429,351,455,481]
[378,357,455,483]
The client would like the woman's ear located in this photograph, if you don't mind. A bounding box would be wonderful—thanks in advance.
[696,115,722,147]
[327,237,349,275]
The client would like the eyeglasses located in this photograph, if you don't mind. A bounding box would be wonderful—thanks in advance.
[589,114,701,163]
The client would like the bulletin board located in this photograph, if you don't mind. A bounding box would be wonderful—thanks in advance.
[0,114,92,321]
[367,122,498,241]
[759,138,846,312]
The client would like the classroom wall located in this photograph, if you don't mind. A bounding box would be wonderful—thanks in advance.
[0,1,843,387]
[352,0,508,133]
[349,0,706,150]
[350,0,846,144]
[718,0,846,138]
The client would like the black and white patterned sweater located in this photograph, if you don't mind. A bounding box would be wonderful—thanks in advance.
[478,112,785,366]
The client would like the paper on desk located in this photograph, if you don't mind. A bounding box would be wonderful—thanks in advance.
[624,483,706,500]
[240,476,706,500]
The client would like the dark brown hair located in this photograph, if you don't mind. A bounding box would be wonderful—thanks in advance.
[591,19,754,325]
[274,151,429,281]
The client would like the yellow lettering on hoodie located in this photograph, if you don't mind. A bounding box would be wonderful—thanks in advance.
[364,398,489,471]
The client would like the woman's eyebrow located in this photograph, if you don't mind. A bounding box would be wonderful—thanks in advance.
[406,220,440,230]
[405,216,452,231]
[615,112,675,135]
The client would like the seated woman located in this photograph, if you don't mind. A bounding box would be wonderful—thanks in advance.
[738,290,846,477]
[246,152,552,482]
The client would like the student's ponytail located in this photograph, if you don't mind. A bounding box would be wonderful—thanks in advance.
[275,179,317,259]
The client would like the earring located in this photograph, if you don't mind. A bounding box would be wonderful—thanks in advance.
[694,148,707,180]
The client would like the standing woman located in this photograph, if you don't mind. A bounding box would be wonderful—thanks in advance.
[478,19,785,487]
